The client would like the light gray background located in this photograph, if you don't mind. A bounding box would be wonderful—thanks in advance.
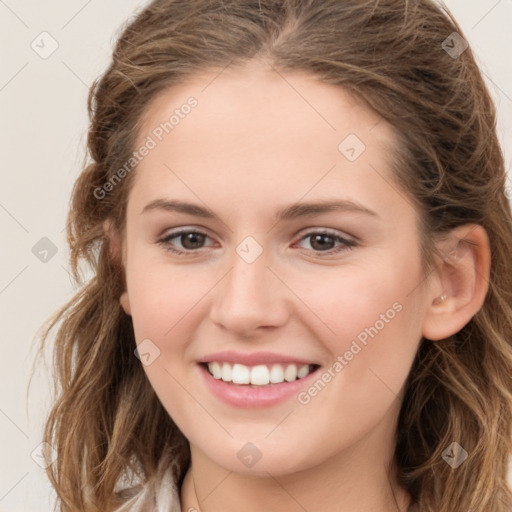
[1,1,511,510]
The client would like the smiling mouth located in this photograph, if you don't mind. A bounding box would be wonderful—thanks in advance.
[201,361,320,386]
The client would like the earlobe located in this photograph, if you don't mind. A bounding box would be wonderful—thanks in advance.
[421,224,490,341]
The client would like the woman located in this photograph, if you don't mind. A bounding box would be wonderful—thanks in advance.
[38,1,512,511]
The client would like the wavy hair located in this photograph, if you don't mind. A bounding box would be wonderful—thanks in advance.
[36,0,512,510]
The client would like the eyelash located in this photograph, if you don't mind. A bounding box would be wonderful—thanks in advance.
[157,228,356,257]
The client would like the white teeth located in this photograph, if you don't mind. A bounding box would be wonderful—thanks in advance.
[297,364,310,379]
[206,362,315,385]
[251,365,270,385]
[269,364,284,383]
[221,362,232,382]
[284,365,297,382]
[209,361,222,379]
[232,363,250,384]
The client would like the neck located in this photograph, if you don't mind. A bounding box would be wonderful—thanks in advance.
[180,409,412,512]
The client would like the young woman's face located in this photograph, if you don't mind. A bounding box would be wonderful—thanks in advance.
[118,61,433,476]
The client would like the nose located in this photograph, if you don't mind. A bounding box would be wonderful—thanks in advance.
[209,244,289,337]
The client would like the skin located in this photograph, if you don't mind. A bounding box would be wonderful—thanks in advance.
[110,59,491,512]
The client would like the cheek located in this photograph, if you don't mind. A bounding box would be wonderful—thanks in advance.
[126,255,209,344]
[125,262,210,427]
[287,256,422,352]
[293,253,425,401]
[333,267,424,396]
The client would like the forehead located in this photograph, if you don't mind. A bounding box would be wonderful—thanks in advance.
[137,60,392,149]
[128,61,408,223]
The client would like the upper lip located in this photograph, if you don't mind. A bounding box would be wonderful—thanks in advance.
[197,350,319,367]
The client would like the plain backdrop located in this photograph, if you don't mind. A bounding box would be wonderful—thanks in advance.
[1,1,511,510]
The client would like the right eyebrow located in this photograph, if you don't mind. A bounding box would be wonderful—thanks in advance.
[141,199,215,218]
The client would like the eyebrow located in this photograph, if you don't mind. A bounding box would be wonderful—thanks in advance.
[141,198,378,221]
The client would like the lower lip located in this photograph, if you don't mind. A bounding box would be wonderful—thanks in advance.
[198,364,319,408]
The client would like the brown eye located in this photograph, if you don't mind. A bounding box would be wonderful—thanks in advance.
[295,230,356,255]
[309,233,336,251]
[179,232,207,250]
[158,229,213,255]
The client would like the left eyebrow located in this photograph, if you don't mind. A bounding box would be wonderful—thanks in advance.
[140,198,379,220]
[275,199,378,221]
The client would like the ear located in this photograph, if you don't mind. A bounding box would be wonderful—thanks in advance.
[103,219,131,316]
[421,224,491,341]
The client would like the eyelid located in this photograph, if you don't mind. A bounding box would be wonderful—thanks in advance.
[291,228,356,254]
[293,226,356,243]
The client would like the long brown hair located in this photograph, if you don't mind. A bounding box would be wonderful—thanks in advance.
[36,0,512,510]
